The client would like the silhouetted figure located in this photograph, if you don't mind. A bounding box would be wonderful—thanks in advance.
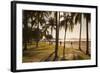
[71,41,73,49]
[60,41,62,46]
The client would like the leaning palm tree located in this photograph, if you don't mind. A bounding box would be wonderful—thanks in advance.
[60,12,75,59]
[60,14,69,59]
[75,13,83,51]
[84,13,91,55]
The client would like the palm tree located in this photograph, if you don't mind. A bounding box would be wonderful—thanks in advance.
[61,17,68,59]
[54,11,60,60]
[84,13,91,55]
[75,13,83,51]
[60,12,75,59]
[75,13,90,55]
[30,11,51,47]
[48,17,56,36]
[46,13,56,44]
[23,10,34,50]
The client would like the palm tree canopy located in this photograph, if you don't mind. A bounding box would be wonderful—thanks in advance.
[84,13,91,22]
[48,17,56,27]
[32,11,51,28]
[75,13,82,25]
[60,12,76,32]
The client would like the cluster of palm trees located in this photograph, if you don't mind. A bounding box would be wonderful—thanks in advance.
[75,13,91,55]
[23,10,91,60]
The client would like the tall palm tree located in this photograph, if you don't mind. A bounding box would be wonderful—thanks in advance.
[60,16,68,59]
[60,12,75,59]
[75,13,90,55]
[54,11,60,60]
[75,13,82,51]
[84,13,91,55]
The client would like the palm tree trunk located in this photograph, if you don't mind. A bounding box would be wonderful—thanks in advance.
[86,18,89,55]
[54,12,59,60]
[63,28,67,59]
[36,13,39,48]
[51,27,53,44]
[79,14,82,51]
[51,27,53,35]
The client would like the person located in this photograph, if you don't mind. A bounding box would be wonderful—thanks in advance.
[71,41,73,49]
[60,41,62,46]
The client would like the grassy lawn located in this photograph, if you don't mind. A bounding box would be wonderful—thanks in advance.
[23,41,90,63]
[23,41,55,63]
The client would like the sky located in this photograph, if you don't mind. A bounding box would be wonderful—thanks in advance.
[51,13,91,41]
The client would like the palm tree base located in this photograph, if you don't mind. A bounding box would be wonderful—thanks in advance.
[86,52,90,56]
[53,56,59,61]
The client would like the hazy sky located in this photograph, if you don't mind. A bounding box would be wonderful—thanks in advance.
[26,10,91,41]
[51,14,91,41]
